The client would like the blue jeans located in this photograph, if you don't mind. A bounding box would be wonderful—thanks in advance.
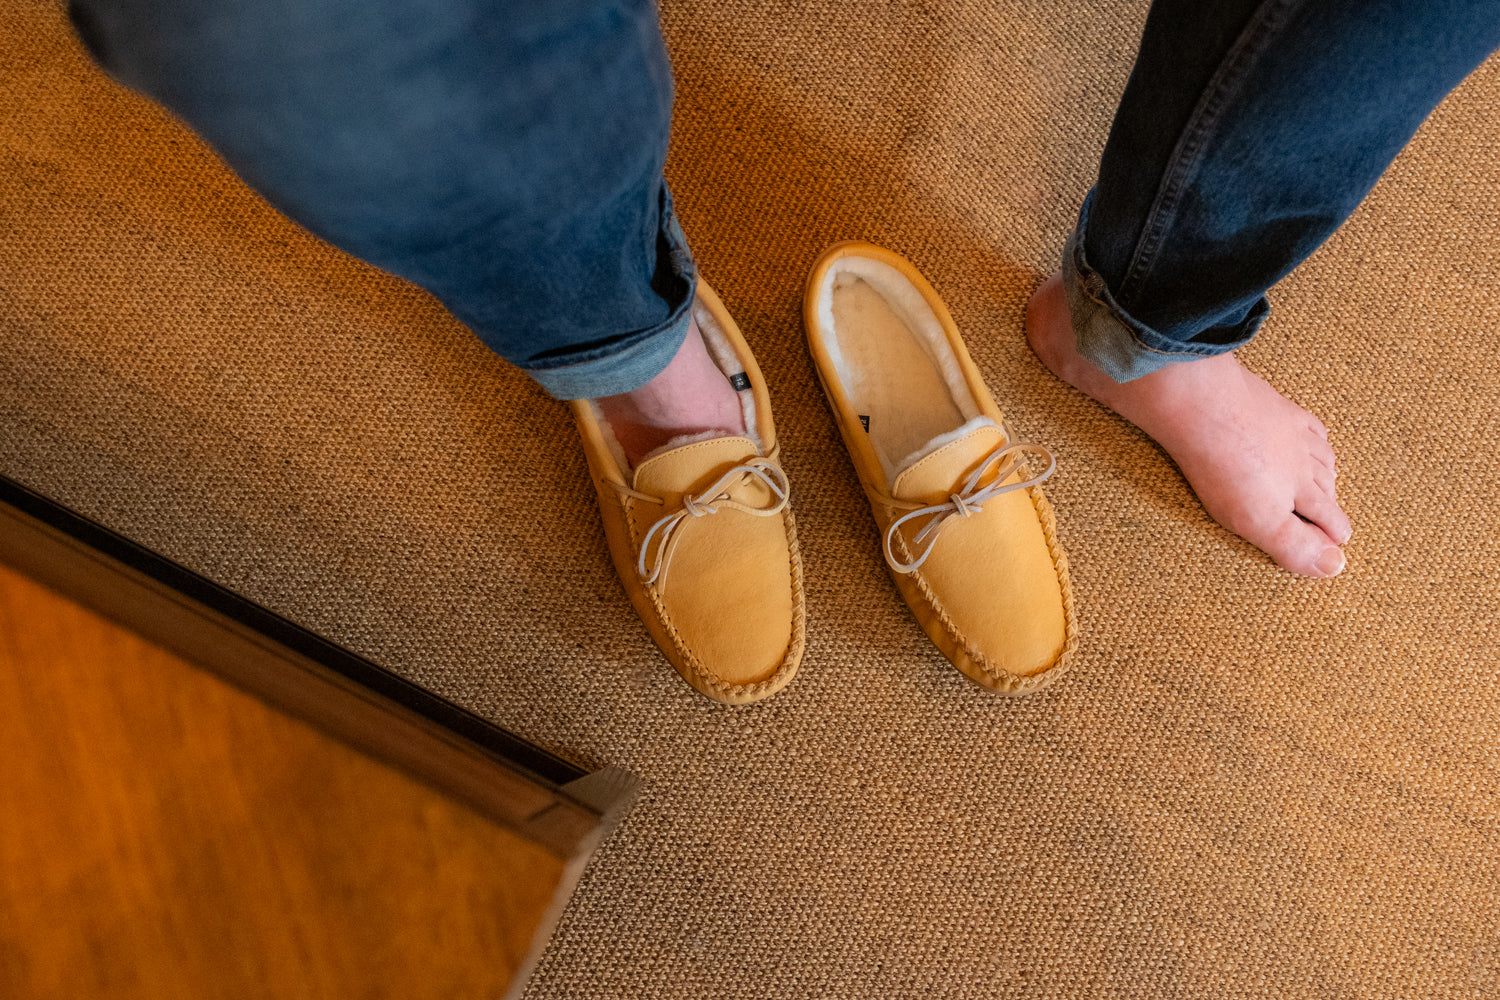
[70,0,1500,394]
[1068,0,1500,381]
[68,0,695,400]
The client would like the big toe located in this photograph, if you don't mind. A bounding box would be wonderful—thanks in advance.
[1295,483,1352,546]
[1254,513,1347,578]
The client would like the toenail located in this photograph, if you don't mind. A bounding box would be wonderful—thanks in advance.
[1316,548,1346,577]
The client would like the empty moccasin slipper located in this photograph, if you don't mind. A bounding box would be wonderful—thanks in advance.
[803,242,1076,694]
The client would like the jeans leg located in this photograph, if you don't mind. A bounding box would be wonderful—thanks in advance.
[68,0,694,399]
[1065,0,1500,382]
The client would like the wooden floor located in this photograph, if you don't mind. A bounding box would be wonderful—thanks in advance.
[0,560,567,999]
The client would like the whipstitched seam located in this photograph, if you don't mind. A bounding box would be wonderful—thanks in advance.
[885,477,1076,690]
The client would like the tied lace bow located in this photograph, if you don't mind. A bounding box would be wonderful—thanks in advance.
[626,458,790,588]
[883,438,1056,574]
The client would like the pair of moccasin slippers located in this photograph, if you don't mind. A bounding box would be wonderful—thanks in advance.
[571,242,1077,705]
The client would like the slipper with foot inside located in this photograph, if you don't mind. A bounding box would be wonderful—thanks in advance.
[572,279,805,705]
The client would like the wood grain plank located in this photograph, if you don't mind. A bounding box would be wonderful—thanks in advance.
[0,562,568,999]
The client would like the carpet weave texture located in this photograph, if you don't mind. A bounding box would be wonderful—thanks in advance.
[3,1,1498,996]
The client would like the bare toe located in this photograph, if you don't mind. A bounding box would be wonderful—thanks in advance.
[1308,435,1337,469]
[1260,514,1347,577]
[1295,485,1352,546]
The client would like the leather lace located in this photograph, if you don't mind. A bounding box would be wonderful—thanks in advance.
[882,435,1056,574]
[617,457,790,588]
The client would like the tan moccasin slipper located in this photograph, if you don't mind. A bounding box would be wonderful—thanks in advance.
[803,242,1076,694]
[572,280,805,705]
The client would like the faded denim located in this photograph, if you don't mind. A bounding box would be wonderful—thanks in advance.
[68,0,694,399]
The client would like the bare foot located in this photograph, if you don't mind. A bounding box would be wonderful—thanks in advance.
[594,317,746,468]
[1026,274,1351,578]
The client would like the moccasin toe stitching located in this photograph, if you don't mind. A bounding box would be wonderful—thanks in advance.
[636,485,804,704]
[893,485,1077,694]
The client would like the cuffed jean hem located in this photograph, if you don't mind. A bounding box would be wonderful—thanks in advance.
[1062,196,1269,383]
[522,302,694,399]
[516,198,698,401]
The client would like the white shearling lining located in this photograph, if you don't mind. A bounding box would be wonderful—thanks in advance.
[812,255,987,481]
[692,298,761,453]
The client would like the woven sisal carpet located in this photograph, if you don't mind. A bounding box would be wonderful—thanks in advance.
[4,1,1498,995]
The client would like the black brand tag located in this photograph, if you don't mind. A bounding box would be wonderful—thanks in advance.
[729,372,751,391]
[859,415,870,432]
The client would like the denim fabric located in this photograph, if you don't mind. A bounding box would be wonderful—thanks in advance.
[1067,0,1500,382]
[68,0,694,399]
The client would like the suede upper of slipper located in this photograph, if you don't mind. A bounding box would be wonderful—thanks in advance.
[885,422,1070,683]
[627,435,799,690]
[803,241,1076,694]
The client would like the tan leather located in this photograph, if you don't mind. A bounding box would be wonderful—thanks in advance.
[803,242,1076,694]
[572,280,804,705]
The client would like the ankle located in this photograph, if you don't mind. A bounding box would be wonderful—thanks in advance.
[595,317,746,467]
